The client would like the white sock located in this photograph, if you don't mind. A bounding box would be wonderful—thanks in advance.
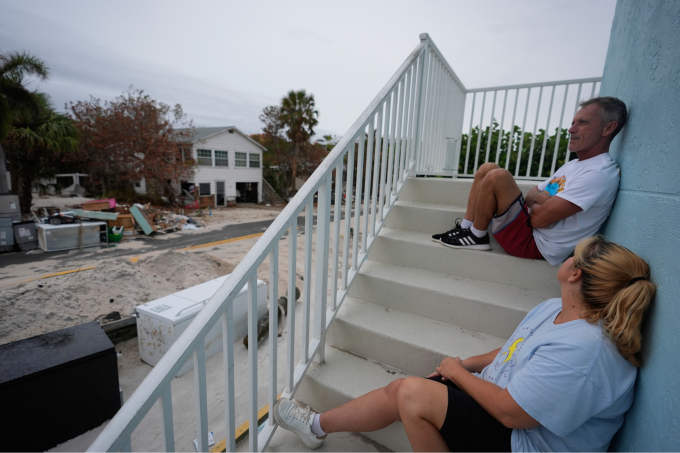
[311,414,327,436]
[461,219,473,229]
[470,226,488,238]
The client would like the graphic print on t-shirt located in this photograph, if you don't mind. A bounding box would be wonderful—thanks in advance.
[544,175,566,195]
[494,326,534,370]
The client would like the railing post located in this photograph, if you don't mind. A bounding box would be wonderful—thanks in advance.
[159,385,175,452]
[222,306,235,452]
[268,245,278,426]
[313,177,332,363]
[193,343,209,452]
[412,33,430,175]
[247,274,258,453]
[286,219,297,393]
[302,200,313,365]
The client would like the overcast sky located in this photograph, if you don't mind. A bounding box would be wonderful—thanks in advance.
[1,0,616,138]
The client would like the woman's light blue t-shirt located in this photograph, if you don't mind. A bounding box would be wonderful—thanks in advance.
[479,298,637,452]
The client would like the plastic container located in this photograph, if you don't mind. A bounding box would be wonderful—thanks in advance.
[107,226,124,242]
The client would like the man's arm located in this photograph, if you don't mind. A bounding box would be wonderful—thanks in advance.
[525,185,583,229]
[529,196,582,229]
[437,357,540,429]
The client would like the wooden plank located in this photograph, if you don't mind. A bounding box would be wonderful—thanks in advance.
[130,205,157,235]
[71,209,118,221]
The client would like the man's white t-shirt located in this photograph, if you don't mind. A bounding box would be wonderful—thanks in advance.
[532,153,620,265]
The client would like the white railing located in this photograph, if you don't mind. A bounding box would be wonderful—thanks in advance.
[89,33,445,453]
[456,78,601,180]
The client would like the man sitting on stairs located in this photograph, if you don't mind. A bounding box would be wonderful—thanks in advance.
[431,96,626,266]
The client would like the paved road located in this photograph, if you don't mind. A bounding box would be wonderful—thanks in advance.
[0,210,351,270]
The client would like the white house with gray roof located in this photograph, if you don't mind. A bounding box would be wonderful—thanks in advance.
[135,126,265,206]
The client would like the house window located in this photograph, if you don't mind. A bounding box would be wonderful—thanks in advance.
[215,150,229,167]
[235,152,247,167]
[197,149,212,166]
[134,181,141,188]
[199,183,211,196]
[249,153,260,168]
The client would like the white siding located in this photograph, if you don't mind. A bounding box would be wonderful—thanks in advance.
[190,130,263,203]
[134,179,147,194]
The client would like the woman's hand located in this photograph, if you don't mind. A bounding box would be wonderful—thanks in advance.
[435,356,467,382]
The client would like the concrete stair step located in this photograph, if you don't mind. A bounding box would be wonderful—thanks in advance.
[397,177,535,207]
[369,227,560,294]
[327,297,507,377]
[385,201,501,243]
[295,346,413,453]
[349,260,554,338]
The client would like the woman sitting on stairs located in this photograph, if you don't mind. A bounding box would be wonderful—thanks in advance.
[273,235,655,452]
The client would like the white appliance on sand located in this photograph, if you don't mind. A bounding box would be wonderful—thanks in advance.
[136,274,267,377]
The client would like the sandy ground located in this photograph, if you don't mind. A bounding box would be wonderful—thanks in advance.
[6,198,371,451]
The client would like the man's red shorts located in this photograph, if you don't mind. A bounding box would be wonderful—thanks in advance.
[491,194,544,260]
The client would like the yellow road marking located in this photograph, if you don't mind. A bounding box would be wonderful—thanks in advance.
[2,232,262,287]
[177,232,263,251]
[210,394,282,453]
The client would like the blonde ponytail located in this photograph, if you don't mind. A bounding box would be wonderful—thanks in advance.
[572,236,656,366]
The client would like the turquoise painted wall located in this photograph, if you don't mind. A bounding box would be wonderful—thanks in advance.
[599,1,680,450]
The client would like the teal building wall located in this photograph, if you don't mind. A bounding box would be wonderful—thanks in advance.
[599,0,680,450]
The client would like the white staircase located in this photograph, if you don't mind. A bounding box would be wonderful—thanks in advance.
[276,176,560,452]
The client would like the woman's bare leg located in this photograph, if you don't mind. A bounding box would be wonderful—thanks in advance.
[397,377,450,452]
[319,377,450,452]
[319,378,404,433]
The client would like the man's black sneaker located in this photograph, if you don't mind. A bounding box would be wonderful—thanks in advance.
[431,219,464,243]
[440,228,491,250]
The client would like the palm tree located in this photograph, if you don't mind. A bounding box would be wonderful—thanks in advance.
[3,92,79,213]
[280,90,318,195]
[0,51,50,194]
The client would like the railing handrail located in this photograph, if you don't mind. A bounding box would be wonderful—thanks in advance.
[88,34,432,453]
[466,76,602,93]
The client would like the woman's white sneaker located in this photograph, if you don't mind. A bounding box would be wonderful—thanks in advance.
[273,398,326,449]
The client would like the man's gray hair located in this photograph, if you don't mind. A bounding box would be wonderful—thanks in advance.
[579,96,627,139]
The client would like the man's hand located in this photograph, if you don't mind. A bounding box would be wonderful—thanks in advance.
[525,186,550,208]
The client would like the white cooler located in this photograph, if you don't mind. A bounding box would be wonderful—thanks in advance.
[136,274,267,376]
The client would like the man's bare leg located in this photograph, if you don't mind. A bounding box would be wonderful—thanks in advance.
[319,377,449,452]
[472,167,523,231]
[464,162,503,223]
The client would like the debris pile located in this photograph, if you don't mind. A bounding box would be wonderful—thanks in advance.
[0,250,234,345]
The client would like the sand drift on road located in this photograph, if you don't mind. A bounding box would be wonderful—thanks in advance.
[0,251,233,345]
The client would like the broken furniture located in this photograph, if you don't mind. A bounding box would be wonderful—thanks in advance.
[37,221,108,252]
[81,198,116,211]
[0,322,121,452]
[136,274,267,376]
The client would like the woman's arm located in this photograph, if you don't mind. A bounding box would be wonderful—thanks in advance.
[437,357,540,430]
[461,348,501,373]
[427,348,500,378]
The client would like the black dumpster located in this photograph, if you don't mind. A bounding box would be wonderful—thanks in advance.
[0,321,121,452]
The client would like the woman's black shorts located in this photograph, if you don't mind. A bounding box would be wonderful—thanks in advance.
[427,376,512,452]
